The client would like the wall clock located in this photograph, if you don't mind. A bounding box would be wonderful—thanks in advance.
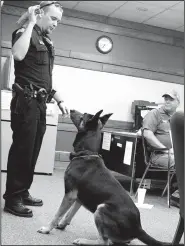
[96,35,113,54]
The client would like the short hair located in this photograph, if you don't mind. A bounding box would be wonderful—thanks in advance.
[16,1,63,28]
[40,1,63,14]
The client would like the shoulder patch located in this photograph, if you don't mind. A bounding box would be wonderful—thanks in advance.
[16,28,25,34]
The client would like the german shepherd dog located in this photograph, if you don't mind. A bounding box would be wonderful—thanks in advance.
[38,110,170,245]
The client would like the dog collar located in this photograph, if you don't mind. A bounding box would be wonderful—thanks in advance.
[71,154,102,161]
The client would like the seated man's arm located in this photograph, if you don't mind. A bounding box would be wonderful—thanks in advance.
[144,129,167,150]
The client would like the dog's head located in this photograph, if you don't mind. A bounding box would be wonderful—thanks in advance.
[70,109,113,153]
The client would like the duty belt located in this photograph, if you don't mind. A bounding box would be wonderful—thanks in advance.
[12,83,48,102]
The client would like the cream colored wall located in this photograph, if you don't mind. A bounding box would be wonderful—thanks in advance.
[53,65,184,122]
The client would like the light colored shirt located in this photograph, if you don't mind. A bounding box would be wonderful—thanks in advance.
[142,106,172,149]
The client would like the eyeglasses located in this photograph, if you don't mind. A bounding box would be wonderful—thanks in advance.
[40,1,63,12]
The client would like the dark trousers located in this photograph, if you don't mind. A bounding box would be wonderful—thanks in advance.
[3,93,46,200]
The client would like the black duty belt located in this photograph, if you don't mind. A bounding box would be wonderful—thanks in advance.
[12,83,48,102]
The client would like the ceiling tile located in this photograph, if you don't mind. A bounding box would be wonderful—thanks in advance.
[169,1,184,12]
[57,1,79,9]
[109,1,164,22]
[144,8,184,28]
[28,1,184,31]
[74,1,127,16]
[138,1,181,9]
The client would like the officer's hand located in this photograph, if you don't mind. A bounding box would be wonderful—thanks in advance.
[58,102,69,118]
[28,5,43,25]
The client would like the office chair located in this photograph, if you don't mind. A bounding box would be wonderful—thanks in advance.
[170,111,184,245]
[135,128,175,207]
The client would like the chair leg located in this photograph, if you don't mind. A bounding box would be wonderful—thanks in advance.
[162,173,175,197]
[172,216,184,245]
[167,169,170,208]
[134,164,150,199]
[162,171,173,207]
[130,176,135,196]
[162,182,168,197]
[130,161,136,196]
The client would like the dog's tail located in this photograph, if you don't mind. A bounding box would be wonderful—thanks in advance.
[138,229,171,246]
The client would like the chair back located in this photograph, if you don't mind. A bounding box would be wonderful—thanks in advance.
[170,111,184,218]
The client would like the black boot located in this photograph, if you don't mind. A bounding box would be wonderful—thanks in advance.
[22,192,43,206]
[4,196,33,217]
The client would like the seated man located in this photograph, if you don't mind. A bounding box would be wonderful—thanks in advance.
[142,90,180,207]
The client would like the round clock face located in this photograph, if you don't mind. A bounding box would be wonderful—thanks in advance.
[96,36,113,54]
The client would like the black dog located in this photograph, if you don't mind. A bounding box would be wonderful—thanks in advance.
[38,109,170,245]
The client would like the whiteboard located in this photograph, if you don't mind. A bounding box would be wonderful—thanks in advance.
[52,65,184,122]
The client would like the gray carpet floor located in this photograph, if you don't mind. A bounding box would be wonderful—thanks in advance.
[1,167,184,245]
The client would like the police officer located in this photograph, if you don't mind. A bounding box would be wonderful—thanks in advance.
[3,1,69,217]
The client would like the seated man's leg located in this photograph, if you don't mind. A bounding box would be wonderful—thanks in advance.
[150,153,179,207]
[150,152,174,169]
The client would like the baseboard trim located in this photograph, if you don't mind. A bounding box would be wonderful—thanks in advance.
[54,151,70,169]
[55,151,70,162]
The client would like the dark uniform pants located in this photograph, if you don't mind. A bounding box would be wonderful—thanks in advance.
[3,93,46,200]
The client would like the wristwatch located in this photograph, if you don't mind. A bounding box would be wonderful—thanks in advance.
[57,100,64,106]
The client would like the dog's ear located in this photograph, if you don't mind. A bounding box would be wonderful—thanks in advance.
[85,110,103,128]
[100,113,113,127]
[89,110,103,123]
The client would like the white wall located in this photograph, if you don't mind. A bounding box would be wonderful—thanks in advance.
[53,65,184,122]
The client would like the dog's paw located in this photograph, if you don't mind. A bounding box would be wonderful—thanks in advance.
[73,238,105,245]
[37,226,50,234]
[73,238,83,245]
[56,223,68,230]
[57,220,70,230]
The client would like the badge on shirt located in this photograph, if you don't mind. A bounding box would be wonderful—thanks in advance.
[16,28,25,34]
[39,40,45,45]
[162,120,169,123]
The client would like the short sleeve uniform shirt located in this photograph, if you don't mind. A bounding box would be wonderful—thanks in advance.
[142,107,172,149]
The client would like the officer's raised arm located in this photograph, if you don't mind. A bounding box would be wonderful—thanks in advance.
[12,5,42,61]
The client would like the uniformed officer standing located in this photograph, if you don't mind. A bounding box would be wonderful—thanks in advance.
[3,1,69,217]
